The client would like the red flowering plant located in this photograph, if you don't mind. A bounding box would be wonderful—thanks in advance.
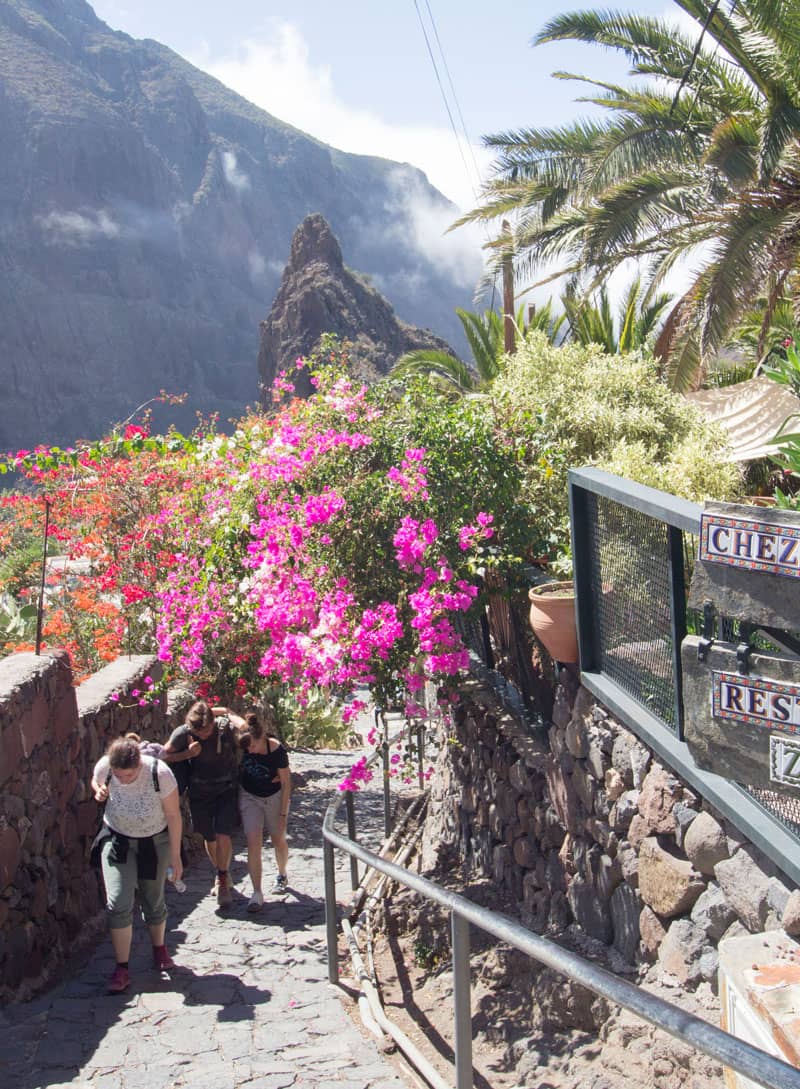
[0,396,201,679]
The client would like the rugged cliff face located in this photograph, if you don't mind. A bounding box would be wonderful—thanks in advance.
[258,215,456,398]
[0,0,476,450]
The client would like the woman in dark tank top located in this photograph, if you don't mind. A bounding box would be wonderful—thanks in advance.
[238,709,291,911]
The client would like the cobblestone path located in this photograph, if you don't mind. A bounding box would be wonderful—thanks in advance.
[0,749,408,1089]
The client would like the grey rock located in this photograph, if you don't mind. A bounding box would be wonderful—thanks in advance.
[683,811,729,875]
[672,803,697,850]
[699,949,719,986]
[572,762,596,814]
[567,877,613,943]
[658,918,707,986]
[714,847,772,931]
[609,790,639,833]
[767,876,792,916]
[611,883,640,963]
[618,842,639,888]
[260,215,460,401]
[781,889,800,936]
[690,882,737,940]
[720,919,750,943]
[565,718,589,759]
[0,2,471,453]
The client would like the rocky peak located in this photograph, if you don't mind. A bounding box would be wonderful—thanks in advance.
[258,214,457,401]
[289,213,344,272]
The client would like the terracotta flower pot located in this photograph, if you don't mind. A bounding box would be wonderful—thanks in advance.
[528,580,578,664]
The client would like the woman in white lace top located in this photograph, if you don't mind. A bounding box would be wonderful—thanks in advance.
[91,737,182,994]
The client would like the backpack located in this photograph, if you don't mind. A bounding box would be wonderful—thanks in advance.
[137,739,191,794]
[138,739,166,761]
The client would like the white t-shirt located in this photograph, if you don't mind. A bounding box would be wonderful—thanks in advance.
[93,755,177,838]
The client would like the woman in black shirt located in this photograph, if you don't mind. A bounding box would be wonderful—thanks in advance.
[238,709,291,911]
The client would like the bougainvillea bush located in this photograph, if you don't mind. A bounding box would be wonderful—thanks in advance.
[154,355,533,719]
[0,349,535,746]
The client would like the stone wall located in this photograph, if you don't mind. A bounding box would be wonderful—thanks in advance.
[0,650,175,1003]
[422,672,799,986]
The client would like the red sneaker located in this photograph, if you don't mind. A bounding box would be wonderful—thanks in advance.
[107,965,130,994]
[153,946,175,970]
[216,872,232,909]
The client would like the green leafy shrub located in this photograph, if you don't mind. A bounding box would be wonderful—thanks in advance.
[275,686,352,750]
[491,333,741,566]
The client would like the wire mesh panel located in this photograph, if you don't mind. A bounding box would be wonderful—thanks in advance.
[586,492,680,732]
[742,785,800,839]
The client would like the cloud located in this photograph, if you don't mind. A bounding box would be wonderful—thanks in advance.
[191,22,490,211]
[37,202,185,251]
[37,209,121,244]
[221,150,250,192]
[381,168,485,292]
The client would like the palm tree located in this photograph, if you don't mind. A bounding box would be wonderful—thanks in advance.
[459,0,800,391]
[392,305,562,395]
[393,282,670,394]
[562,278,672,354]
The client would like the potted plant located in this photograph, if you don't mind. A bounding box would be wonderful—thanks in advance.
[528,579,578,664]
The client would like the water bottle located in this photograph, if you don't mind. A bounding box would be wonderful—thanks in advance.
[166,865,186,893]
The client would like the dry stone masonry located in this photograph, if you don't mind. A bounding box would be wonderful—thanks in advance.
[0,650,173,1003]
[422,672,798,990]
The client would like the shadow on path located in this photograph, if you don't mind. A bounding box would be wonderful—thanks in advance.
[0,747,407,1089]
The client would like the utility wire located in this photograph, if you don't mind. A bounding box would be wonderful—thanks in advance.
[681,0,737,132]
[669,0,724,118]
[412,0,474,195]
[411,0,498,309]
[422,0,483,196]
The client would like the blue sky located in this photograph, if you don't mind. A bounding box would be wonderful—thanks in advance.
[91,0,676,209]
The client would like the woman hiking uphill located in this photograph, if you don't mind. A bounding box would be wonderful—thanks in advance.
[163,700,242,909]
[91,737,182,994]
[238,708,291,912]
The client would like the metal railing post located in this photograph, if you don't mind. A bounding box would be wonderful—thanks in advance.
[345,790,359,891]
[417,722,425,791]
[667,524,688,739]
[451,912,473,1089]
[382,708,391,839]
[324,839,339,983]
[568,475,598,672]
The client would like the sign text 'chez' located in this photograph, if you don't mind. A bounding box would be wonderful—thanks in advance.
[700,511,800,578]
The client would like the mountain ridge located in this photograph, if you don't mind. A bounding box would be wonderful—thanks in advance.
[0,0,475,449]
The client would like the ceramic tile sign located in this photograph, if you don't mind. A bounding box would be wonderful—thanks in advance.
[688,501,800,631]
[682,635,800,796]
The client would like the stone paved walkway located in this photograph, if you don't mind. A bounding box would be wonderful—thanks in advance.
[0,749,408,1089]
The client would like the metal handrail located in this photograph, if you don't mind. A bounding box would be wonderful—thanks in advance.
[323,766,800,1089]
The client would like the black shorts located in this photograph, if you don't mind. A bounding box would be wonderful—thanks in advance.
[189,787,239,841]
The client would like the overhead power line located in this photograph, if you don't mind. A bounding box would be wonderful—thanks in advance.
[421,0,484,195]
[411,0,482,200]
[669,0,725,118]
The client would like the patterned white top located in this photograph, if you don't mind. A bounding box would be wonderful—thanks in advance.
[93,755,177,838]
